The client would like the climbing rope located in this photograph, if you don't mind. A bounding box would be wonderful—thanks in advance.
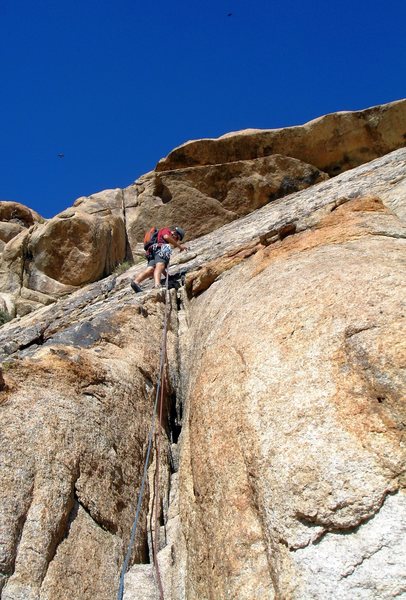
[153,316,167,600]
[117,273,170,600]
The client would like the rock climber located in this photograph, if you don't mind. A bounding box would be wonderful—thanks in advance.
[130,226,187,293]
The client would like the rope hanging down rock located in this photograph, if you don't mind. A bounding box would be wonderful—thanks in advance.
[117,274,170,600]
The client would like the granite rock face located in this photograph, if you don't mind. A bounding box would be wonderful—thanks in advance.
[0,192,127,317]
[0,202,42,240]
[124,155,328,246]
[1,100,405,318]
[175,194,405,599]
[27,194,126,288]
[156,98,406,174]
[0,276,176,600]
[0,141,405,598]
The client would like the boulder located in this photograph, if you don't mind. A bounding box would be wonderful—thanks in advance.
[0,229,30,294]
[72,188,124,219]
[0,194,126,315]
[0,202,44,302]
[156,99,406,176]
[0,201,42,228]
[0,222,25,244]
[27,208,126,287]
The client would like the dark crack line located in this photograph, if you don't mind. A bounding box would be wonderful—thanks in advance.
[121,189,134,262]
[367,231,406,240]
[18,332,46,351]
[74,489,118,535]
[39,473,118,593]
[39,478,77,590]
[340,543,390,578]
[2,480,34,586]
[344,324,379,339]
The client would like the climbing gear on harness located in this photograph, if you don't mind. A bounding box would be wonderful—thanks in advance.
[117,272,169,600]
[155,243,172,262]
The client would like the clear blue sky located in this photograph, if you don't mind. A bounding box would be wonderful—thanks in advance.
[1,0,405,218]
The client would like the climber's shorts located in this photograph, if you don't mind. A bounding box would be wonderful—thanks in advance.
[147,254,169,267]
[147,244,172,267]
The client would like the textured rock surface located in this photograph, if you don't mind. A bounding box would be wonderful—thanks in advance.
[125,155,328,246]
[292,492,406,598]
[125,150,406,599]
[0,203,44,316]
[0,276,176,599]
[175,195,405,599]
[27,202,126,287]
[0,202,42,232]
[0,146,405,599]
[0,191,126,316]
[124,565,159,600]
[157,99,406,174]
[2,100,405,318]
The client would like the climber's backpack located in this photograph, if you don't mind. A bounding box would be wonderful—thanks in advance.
[143,227,159,253]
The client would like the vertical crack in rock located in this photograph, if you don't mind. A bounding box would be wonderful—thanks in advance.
[2,471,78,598]
[38,472,80,589]
[168,392,182,448]
[0,482,34,594]
[125,289,183,581]
[73,488,119,536]
[124,288,187,600]
[120,188,132,263]
[3,145,406,599]
[241,450,281,598]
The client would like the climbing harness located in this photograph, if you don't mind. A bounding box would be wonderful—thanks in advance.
[117,273,170,600]
[155,243,172,262]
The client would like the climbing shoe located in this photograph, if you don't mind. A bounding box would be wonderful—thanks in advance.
[130,281,142,293]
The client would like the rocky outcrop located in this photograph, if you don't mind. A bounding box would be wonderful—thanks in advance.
[27,191,126,289]
[0,203,45,315]
[0,157,326,317]
[125,155,328,246]
[156,99,406,175]
[0,148,405,599]
[0,192,127,317]
[1,100,405,318]
[0,202,42,247]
